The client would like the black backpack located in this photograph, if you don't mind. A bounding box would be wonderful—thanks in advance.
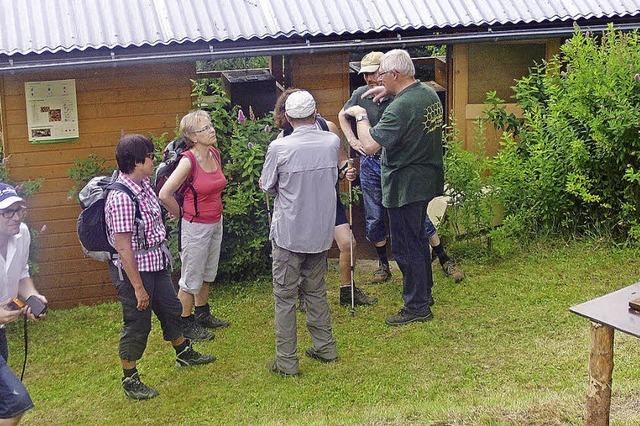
[76,174,145,262]
[154,137,198,217]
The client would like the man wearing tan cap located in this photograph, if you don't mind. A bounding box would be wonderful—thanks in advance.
[260,90,339,376]
[339,52,394,283]
[339,52,464,287]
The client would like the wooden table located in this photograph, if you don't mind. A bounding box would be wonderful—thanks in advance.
[570,282,640,425]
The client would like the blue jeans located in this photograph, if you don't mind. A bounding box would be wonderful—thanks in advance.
[360,156,438,244]
[388,200,433,315]
[0,328,34,420]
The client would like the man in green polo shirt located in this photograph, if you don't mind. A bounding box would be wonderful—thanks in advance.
[343,49,444,326]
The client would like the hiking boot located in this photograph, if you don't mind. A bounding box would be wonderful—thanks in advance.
[195,312,230,329]
[385,308,433,326]
[371,262,391,283]
[176,343,216,367]
[269,360,299,377]
[340,285,377,306]
[305,347,337,363]
[182,320,214,342]
[442,260,465,283]
[122,373,159,400]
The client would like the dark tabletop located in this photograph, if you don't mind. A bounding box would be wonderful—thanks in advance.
[570,282,640,338]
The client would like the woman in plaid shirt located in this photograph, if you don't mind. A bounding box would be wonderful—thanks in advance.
[105,134,214,401]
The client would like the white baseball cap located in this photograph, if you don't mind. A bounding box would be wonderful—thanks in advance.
[285,90,316,119]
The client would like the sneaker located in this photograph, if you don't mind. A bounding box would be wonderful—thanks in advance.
[269,360,299,377]
[340,285,377,306]
[176,343,216,367]
[182,320,214,342]
[441,260,465,283]
[195,312,230,329]
[372,262,391,283]
[122,373,159,400]
[385,308,433,326]
[305,347,337,363]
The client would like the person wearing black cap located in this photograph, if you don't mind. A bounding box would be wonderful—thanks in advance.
[0,182,45,424]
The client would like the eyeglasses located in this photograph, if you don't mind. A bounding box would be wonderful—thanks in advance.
[145,153,155,160]
[193,124,214,134]
[1,206,26,220]
[378,70,395,77]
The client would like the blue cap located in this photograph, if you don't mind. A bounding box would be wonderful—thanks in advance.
[0,183,25,210]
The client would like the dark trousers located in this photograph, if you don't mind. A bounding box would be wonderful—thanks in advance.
[108,265,183,361]
[388,200,433,315]
[0,327,34,419]
[0,328,7,362]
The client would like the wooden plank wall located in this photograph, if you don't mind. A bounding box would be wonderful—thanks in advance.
[289,52,350,126]
[0,63,195,308]
[451,39,561,156]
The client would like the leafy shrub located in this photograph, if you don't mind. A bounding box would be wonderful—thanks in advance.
[67,154,110,198]
[486,25,640,243]
[439,118,498,254]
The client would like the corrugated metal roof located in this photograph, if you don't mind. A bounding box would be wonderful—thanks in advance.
[1,0,639,56]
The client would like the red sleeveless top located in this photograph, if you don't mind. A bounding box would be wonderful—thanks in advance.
[182,148,227,223]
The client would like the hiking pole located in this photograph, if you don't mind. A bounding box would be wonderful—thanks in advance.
[347,158,356,316]
[265,192,272,228]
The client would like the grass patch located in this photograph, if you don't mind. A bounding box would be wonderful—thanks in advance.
[7,240,640,425]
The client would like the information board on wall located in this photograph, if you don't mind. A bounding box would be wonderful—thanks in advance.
[25,79,79,143]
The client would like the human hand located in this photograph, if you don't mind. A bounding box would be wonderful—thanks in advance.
[134,287,150,311]
[343,106,366,118]
[0,304,24,325]
[345,167,357,182]
[361,85,388,103]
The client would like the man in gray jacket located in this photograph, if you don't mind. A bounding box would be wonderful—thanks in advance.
[260,90,339,376]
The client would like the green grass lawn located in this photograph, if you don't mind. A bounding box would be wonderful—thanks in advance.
[7,240,640,425]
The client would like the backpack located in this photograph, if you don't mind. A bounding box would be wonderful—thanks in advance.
[76,172,145,262]
[154,137,198,217]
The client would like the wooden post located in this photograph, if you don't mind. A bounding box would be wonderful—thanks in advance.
[585,322,614,426]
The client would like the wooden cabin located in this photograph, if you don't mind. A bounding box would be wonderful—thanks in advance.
[0,0,638,307]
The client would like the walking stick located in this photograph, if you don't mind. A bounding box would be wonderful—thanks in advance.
[265,192,272,228]
[347,159,356,315]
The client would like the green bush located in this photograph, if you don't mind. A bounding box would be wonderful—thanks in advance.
[486,25,640,242]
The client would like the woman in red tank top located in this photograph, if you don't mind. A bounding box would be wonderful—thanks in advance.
[159,110,229,342]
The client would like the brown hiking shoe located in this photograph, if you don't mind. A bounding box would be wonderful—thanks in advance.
[442,260,465,283]
[371,262,391,283]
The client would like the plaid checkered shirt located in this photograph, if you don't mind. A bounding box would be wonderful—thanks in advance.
[105,174,167,272]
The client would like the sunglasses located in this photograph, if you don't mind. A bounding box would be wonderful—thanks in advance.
[1,206,26,220]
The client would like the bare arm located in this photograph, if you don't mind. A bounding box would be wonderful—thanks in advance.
[158,156,192,218]
[338,108,358,146]
[327,120,349,165]
[113,233,149,311]
[343,106,382,156]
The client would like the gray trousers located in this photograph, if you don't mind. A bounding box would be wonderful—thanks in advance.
[272,242,337,374]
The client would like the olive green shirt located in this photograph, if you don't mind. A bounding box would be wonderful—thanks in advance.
[369,81,444,208]
[343,85,392,127]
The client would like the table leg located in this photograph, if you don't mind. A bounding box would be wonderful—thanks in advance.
[585,321,614,426]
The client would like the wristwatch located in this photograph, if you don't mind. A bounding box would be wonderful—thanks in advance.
[356,114,369,122]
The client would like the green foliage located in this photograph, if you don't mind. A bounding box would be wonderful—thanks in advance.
[485,25,640,243]
[196,57,269,72]
[439,118,497,254]
[67,154,109,198]
[215,102,277,279]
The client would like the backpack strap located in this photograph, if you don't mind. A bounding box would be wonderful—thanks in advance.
[316,116,330,132]
[181,151,199,221]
